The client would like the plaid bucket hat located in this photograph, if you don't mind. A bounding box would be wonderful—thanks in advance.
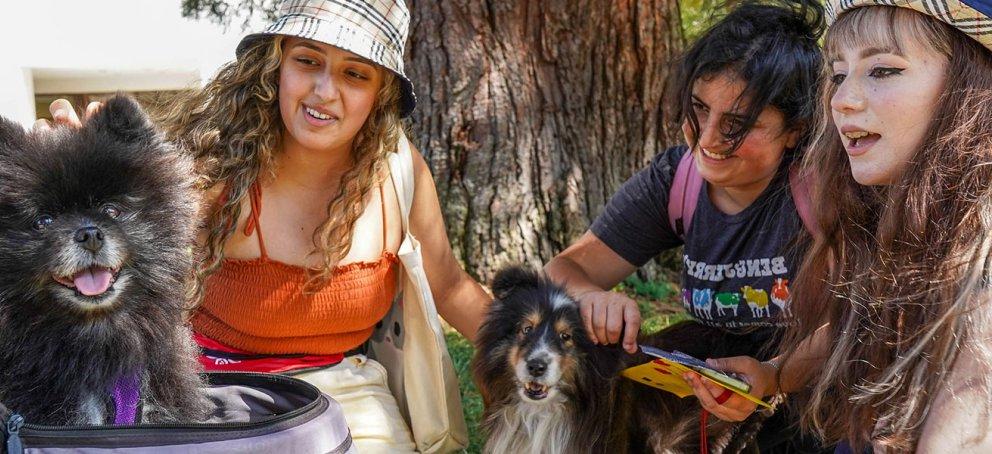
[237,0,416,117]
[826,0,992,51]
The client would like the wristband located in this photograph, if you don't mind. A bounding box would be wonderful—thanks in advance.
[762,358,783,398]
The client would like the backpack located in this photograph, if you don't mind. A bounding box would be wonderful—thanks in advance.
[666,150,817,239]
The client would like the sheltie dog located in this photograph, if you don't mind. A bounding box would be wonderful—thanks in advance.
[473,266,768,453]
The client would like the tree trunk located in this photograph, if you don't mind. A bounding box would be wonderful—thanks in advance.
[407,0,684,283]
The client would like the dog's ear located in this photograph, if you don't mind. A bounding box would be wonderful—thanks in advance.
[491,266,541,300]
[0,118,26,194]
[0,117,26,155]
[84,94,157,144]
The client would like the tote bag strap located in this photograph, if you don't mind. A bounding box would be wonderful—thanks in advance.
[388,134,448,341]
[385,134,468,453]
[389,135,415,235]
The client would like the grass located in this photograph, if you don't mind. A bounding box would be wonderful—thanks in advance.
[445,276,686,453]
[445,331,487,452]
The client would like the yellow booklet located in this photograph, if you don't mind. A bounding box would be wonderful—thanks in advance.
[621,346,771,409]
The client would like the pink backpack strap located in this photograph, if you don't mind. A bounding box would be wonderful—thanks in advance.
[667,151,818,239]
[668,149,704,239]
[789,164,818,236]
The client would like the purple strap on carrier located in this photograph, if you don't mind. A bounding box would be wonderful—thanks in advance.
[112,372,141,425]
[667,150,817,238]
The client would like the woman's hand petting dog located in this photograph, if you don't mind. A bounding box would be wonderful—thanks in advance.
[33,99,102,132]
[684,356,778,422]
[574,289,641,353]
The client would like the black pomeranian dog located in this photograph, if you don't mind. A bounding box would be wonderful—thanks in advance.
[0,95,206,425]
[473,266,769,454]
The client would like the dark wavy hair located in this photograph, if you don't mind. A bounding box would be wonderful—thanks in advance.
[671,0,825,153]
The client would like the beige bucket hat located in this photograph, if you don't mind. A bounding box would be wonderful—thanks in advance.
[238,0,416,117]
[826,0,992,51]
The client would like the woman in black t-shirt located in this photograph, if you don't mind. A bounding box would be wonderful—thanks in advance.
[545,0,827,451]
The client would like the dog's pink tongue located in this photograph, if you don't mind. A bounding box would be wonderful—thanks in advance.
[72,268,113,296]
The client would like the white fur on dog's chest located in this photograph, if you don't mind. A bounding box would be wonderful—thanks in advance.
[484,398,574,454]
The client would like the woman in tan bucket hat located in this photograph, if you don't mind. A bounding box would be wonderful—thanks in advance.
[46,1,485,452]
[176,1,488,452]
[682,0,992,452]
[172,1,488,452]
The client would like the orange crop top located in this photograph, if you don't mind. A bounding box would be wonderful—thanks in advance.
[190,182,399,355]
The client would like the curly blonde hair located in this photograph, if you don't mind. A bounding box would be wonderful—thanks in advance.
[154,35,404,303]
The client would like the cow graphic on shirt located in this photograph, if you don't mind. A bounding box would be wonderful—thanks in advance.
[741,286,771,318]
[714,292,741,317]
[692,288,714,319]
[771,278,792,317]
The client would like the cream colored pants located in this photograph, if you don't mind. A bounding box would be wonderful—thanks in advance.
[290,355,417,453]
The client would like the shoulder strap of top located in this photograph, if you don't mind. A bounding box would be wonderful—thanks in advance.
[244,176,390,260]
[789,164,818,237]
[243,182,269,259]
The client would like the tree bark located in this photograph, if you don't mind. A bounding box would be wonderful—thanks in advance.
[407,0,684,283]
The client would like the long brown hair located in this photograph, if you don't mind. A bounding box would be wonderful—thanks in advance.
[782,6,992,451]
[154,35,404,303]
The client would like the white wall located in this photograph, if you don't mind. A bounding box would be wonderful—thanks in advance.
[0,0,261,127]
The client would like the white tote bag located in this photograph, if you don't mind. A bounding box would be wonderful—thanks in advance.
[368,134,469,453]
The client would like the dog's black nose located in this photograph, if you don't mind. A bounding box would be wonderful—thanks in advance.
[526,359,547,377]
[74,226,104,252]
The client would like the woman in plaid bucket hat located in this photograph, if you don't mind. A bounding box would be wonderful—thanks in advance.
[39,0,489,451]
[695,0,992,452]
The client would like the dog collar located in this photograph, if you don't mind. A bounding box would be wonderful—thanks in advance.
[111,372,141,425]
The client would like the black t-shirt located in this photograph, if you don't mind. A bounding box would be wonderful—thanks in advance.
[590,145,805,328]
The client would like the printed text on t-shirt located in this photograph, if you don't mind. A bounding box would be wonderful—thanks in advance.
[683,255,789,282]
